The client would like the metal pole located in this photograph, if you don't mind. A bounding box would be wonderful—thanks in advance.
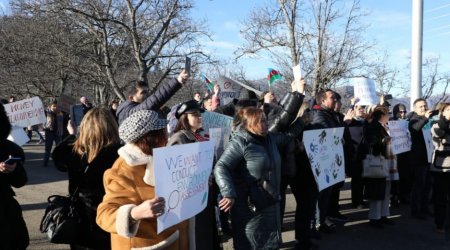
[411,0,423,110]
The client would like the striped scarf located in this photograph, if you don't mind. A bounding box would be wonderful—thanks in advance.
[385,136,399,181]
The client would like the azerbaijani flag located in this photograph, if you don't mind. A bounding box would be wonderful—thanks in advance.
[201,74,214,92]
[268,68,282,85]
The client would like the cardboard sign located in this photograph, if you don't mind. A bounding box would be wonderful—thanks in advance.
[303,128,345,191]
[154,141,214,234]
[4,97,46,127]
[216,76,244,105]
[352,77,378,106]
[388,120,412,154]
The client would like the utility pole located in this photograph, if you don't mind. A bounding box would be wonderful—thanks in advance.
[411,0,423,110]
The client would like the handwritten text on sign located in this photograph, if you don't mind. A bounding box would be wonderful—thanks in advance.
[388,120,411,154]
[4,97,46,127]
[154,141,214,234]
[352,77,378,106]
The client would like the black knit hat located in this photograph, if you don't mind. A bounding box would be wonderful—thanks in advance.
[175,100,205,119]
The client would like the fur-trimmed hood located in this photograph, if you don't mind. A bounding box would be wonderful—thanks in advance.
[118,144,155,186]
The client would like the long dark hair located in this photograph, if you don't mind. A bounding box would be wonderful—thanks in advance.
[174,113,191,133]
[0,103,12,140]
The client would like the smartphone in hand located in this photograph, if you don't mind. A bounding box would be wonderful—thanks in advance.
[3,157,22,165]
[430,110,439,117]
[184,56,191,75]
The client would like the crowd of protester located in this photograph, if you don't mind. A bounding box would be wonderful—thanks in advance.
[1,72,449,250]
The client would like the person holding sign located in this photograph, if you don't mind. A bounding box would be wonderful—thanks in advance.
[96,110,190,250]
[214,80,305,250]
[167,100,220,249]
[430,102,450,234]
[0,103,29,250]
[116,70,190,125]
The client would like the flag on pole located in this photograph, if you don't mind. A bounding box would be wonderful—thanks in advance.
[201,74,214,92]
[267,68,282,85]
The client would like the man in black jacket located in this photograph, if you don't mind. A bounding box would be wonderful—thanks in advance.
[116,70,189,125]
[409,98,433,219]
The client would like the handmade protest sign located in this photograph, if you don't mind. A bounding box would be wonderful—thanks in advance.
[303,127,345,191]
[7,126,30,146]
[202,111,233,152]
[292,64,303,80]
[388,120,412,154]
[216,76,244,105]
[209,128,223,159]
[352,77,378,105]
[154,141,214,234]
[4,97,46,127]
[422,126,434,163]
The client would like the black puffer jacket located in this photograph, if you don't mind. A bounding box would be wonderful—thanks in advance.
[310,106,342,129]
[116,78,182,125]
[408,112,430,165]
[0,139,28,250]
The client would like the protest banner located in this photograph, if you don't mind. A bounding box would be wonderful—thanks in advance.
[57,94,77,113]
[303,127,345,191]
[388,120,412,154]
[422,126,434,163]
[7,126,30,146]
[4,97,46,127]
[352,77,378,105]
[216,76,244,105]
[293,64,303,80]
[209,128,223,159]
[202,111,233,152]
[154,141,214,234]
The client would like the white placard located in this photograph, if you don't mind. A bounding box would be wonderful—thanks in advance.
[388,120,412,155]
[4,97,46,127]
[209,128,223,159]
[422,126,434,163]
[154,141,214,234]
[7,126,30,146]
[352,77,378,106]
[202,111,233,151]
[216,76,244,105]
[303,128,345,191]
[292,64,303,80]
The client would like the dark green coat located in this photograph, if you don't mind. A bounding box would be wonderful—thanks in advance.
[214,121,303,250]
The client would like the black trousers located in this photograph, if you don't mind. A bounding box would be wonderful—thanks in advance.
[411,164,432,215]
[431,172,450,229]
[328,181,345,216]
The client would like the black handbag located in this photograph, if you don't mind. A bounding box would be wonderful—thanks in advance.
[39,194,81,244]
[40,154,89,244]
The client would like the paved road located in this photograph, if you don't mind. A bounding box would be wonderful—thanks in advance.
[14,137,450,250]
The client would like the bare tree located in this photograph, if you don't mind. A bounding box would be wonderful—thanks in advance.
[10,0,217,102]
[422,56,449,100]
[236,0,373,96]
[370,52,399,96]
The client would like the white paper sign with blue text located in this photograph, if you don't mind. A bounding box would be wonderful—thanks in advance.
[388,120,412,154]
[154,141,214,234]
[352,77,378,106]
[303,128,345,191]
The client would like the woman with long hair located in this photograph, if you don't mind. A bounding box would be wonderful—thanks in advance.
[52,107,122,249]
[168,99,220,249]
[96,110,190,249]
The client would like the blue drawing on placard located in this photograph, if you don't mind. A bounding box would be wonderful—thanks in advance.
[314,163,321,176]
[335,154,342,167]
[325,174,330,183]
[310,142,318,153]
[334,135,340,145]
[319,130,327,144]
